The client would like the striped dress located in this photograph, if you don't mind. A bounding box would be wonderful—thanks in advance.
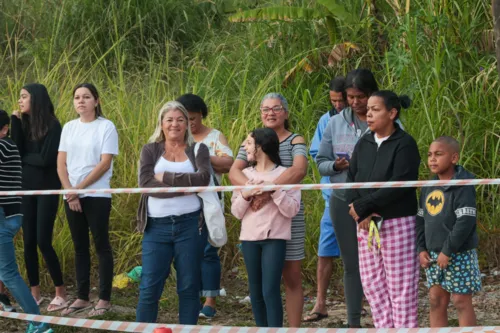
[0,138,23,218]
[236,133,307,260]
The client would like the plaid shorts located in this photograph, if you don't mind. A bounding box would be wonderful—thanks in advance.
[425,249,482,294]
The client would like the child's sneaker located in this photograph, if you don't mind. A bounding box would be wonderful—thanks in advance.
[199,305,216,319]
[25,322,53,333]
[0,293,16,312]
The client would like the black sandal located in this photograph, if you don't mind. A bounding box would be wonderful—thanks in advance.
[303,312,328,322]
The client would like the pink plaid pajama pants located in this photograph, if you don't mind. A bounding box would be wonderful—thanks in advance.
[357,216,419,328]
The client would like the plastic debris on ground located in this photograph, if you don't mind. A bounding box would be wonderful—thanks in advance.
[112,266,143,289]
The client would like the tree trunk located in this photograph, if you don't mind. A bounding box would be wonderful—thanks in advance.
[493,0,500,78]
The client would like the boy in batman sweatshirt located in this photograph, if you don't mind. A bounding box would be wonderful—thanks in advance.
[416,136,480,327]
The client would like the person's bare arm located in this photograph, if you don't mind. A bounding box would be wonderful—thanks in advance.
[228,159,249,185]
[74,154,114,189]
[57,152,73,191]
[57,151,81,211]
[211,133,234,174]
[273,136,308,185]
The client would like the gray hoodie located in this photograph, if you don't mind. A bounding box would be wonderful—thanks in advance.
[316,107,367,201]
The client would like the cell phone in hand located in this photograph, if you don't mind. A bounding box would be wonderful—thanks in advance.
[336,152,350,161]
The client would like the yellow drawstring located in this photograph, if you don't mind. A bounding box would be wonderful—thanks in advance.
[368,219,381,252]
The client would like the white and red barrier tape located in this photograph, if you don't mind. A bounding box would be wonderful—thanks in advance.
[0,311,499,333]
[1,180,499,331]
[0,179,499,196]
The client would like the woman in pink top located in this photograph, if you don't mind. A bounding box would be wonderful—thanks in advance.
[231,128,300,327]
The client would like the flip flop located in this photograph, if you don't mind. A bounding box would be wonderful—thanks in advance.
[61,304,93,316]
[303,312,328,322]
[47,296,70,312]
[88,306,111,317]
[33,296,47,306]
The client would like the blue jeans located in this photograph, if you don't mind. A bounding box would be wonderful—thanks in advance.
[242,239,286,327]
[136,210,205,324]
[0,208,40,317]
[201,241,221,297]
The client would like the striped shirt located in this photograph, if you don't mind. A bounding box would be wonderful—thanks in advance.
[0,138,23,217]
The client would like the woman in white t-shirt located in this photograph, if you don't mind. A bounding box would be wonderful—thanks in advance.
[57,83,119,317]
[176,93,233,318]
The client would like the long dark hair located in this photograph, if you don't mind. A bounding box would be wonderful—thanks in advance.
[250,128,281,166]
[21,83,58,141]
[73,83,104,119]
[344,69,379,97]
[371,90,411,120]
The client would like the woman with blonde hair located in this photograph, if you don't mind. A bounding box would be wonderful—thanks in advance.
[136,101,212,324]
[176,93,234,319]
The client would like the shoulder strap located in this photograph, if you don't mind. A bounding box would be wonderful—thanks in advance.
[194,142,201,156]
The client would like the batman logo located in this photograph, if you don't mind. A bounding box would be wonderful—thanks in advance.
[425,190,445,216]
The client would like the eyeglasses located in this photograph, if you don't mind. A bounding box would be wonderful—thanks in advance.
[260,106,285,114]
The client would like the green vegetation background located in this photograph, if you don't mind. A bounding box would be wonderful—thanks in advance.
[0,0,498,286]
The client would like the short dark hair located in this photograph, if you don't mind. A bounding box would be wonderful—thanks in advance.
[250,128,281,166]
[345,69,379,97]
[433,136,460,153]
[0,110,10,129]
[371,90,411,120]
[329,76,346,100]
[73,83,104,119]
[176,93,208,118]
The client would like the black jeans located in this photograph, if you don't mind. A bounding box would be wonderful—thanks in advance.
[330,195,364,327]
[22,194,64,287]
[64,197,113,301]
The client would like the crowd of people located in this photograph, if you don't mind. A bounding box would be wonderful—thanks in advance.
[0,68,482,333]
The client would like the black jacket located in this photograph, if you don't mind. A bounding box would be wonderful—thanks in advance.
[10,115,62,190]
[347,124,421,222]
[416,166,478,256]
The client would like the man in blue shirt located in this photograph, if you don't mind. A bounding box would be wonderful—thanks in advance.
[304,77,346,322]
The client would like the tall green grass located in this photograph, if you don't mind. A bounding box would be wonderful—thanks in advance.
[0,0,498,286]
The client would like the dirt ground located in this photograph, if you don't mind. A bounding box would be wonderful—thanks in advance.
[1,269,499,332]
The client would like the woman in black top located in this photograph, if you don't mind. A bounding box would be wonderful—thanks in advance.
[11,83,67,312]
[346,90,420,328]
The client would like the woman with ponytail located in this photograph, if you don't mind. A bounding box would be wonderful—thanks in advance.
[346,91,420,328]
